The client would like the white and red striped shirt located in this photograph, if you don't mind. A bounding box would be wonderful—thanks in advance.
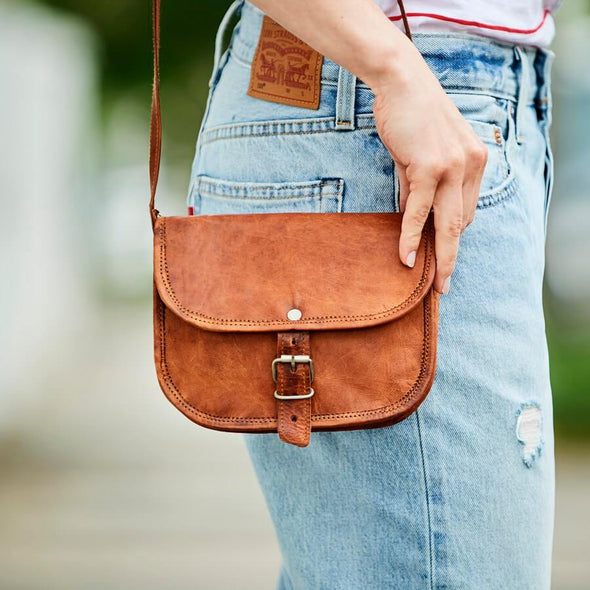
[375,0,562,47]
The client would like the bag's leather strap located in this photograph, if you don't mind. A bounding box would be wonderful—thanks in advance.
[275,332,314,447]
[397,0,412,42]
[148,0,412,228]
[149,0,162,229]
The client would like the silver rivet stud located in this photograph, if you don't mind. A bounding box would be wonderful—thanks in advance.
[287,308,302,321]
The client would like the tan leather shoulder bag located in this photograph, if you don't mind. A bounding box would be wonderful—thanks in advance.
[150,0,439,447]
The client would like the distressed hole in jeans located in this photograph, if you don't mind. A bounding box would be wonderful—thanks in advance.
[515,403,543,467]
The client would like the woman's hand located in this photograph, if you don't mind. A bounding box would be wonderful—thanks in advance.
[370,44,488,294]
[248,0,488,294]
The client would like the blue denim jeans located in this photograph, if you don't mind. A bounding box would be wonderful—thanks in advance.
[188,1,556,588]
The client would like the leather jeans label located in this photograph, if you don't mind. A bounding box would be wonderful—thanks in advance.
[247,15,323,110]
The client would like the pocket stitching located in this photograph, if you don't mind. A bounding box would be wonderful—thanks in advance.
[194,175,343,196]
[476,175,519,209]
[192,176,344,213]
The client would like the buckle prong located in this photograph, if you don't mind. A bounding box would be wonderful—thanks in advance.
[272,354,314,383]
[272,354,315,400]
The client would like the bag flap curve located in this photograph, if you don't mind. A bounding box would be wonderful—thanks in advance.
[154,211,435,332]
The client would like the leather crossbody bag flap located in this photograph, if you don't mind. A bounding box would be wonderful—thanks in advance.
[150,0,439,448]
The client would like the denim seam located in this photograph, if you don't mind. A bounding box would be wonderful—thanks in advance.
[477,177,518,209]
[194,177,343,195]
[196,190,341,200]
[192,178,344,214]
[444,88,531,105]
[201,125,348,146]
[201,113,514,145]
[476,176,519,209]
[204,114,355,134]
[416,409,435,590]
[196,192,343,214]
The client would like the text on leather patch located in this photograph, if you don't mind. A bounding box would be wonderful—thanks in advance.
[247,15,323,110]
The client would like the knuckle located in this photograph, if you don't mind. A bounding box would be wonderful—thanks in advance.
[408,204,432,224]
[443,216,464,238]
[430,161,447,178]
[445,151,465,171]
[414,157,445,179]
[470,142,488,167]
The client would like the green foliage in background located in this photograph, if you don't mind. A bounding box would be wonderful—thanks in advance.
[34,0,233,162]
[546,312,590,440]
[36,0,226,92]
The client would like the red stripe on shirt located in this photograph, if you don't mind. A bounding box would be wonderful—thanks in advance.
[388,9,550,35]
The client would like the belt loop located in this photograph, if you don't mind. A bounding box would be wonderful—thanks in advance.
[208,0,244,88]
[513,46,529,145]
[335,66,357,130]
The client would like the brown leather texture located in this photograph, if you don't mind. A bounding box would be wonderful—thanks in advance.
[153,212,439,445]
[247,15,324,110]
[155,212,434,332]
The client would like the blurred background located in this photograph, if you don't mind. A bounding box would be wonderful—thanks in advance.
[1,0,588,588]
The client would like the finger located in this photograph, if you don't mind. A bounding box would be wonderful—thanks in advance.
[399,173,438,268]
[397,164,409,213]
[461,174,479,229]
[461,140,488,228]
[433,176,464,294]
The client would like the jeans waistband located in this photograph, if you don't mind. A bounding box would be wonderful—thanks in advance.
[224,0,553,108]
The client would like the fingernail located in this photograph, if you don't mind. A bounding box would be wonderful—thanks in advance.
[442,276,451,294]
[406,251,416,268]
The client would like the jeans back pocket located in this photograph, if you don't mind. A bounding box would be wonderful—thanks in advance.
[190,175,344,215]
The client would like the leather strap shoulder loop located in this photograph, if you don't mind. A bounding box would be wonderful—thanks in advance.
[148,0,412,229]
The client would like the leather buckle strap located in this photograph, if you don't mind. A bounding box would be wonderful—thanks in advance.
[272,354,315,400]
[273,332,314,447]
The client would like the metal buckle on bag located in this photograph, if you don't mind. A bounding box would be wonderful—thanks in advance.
[272,354,315,400]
